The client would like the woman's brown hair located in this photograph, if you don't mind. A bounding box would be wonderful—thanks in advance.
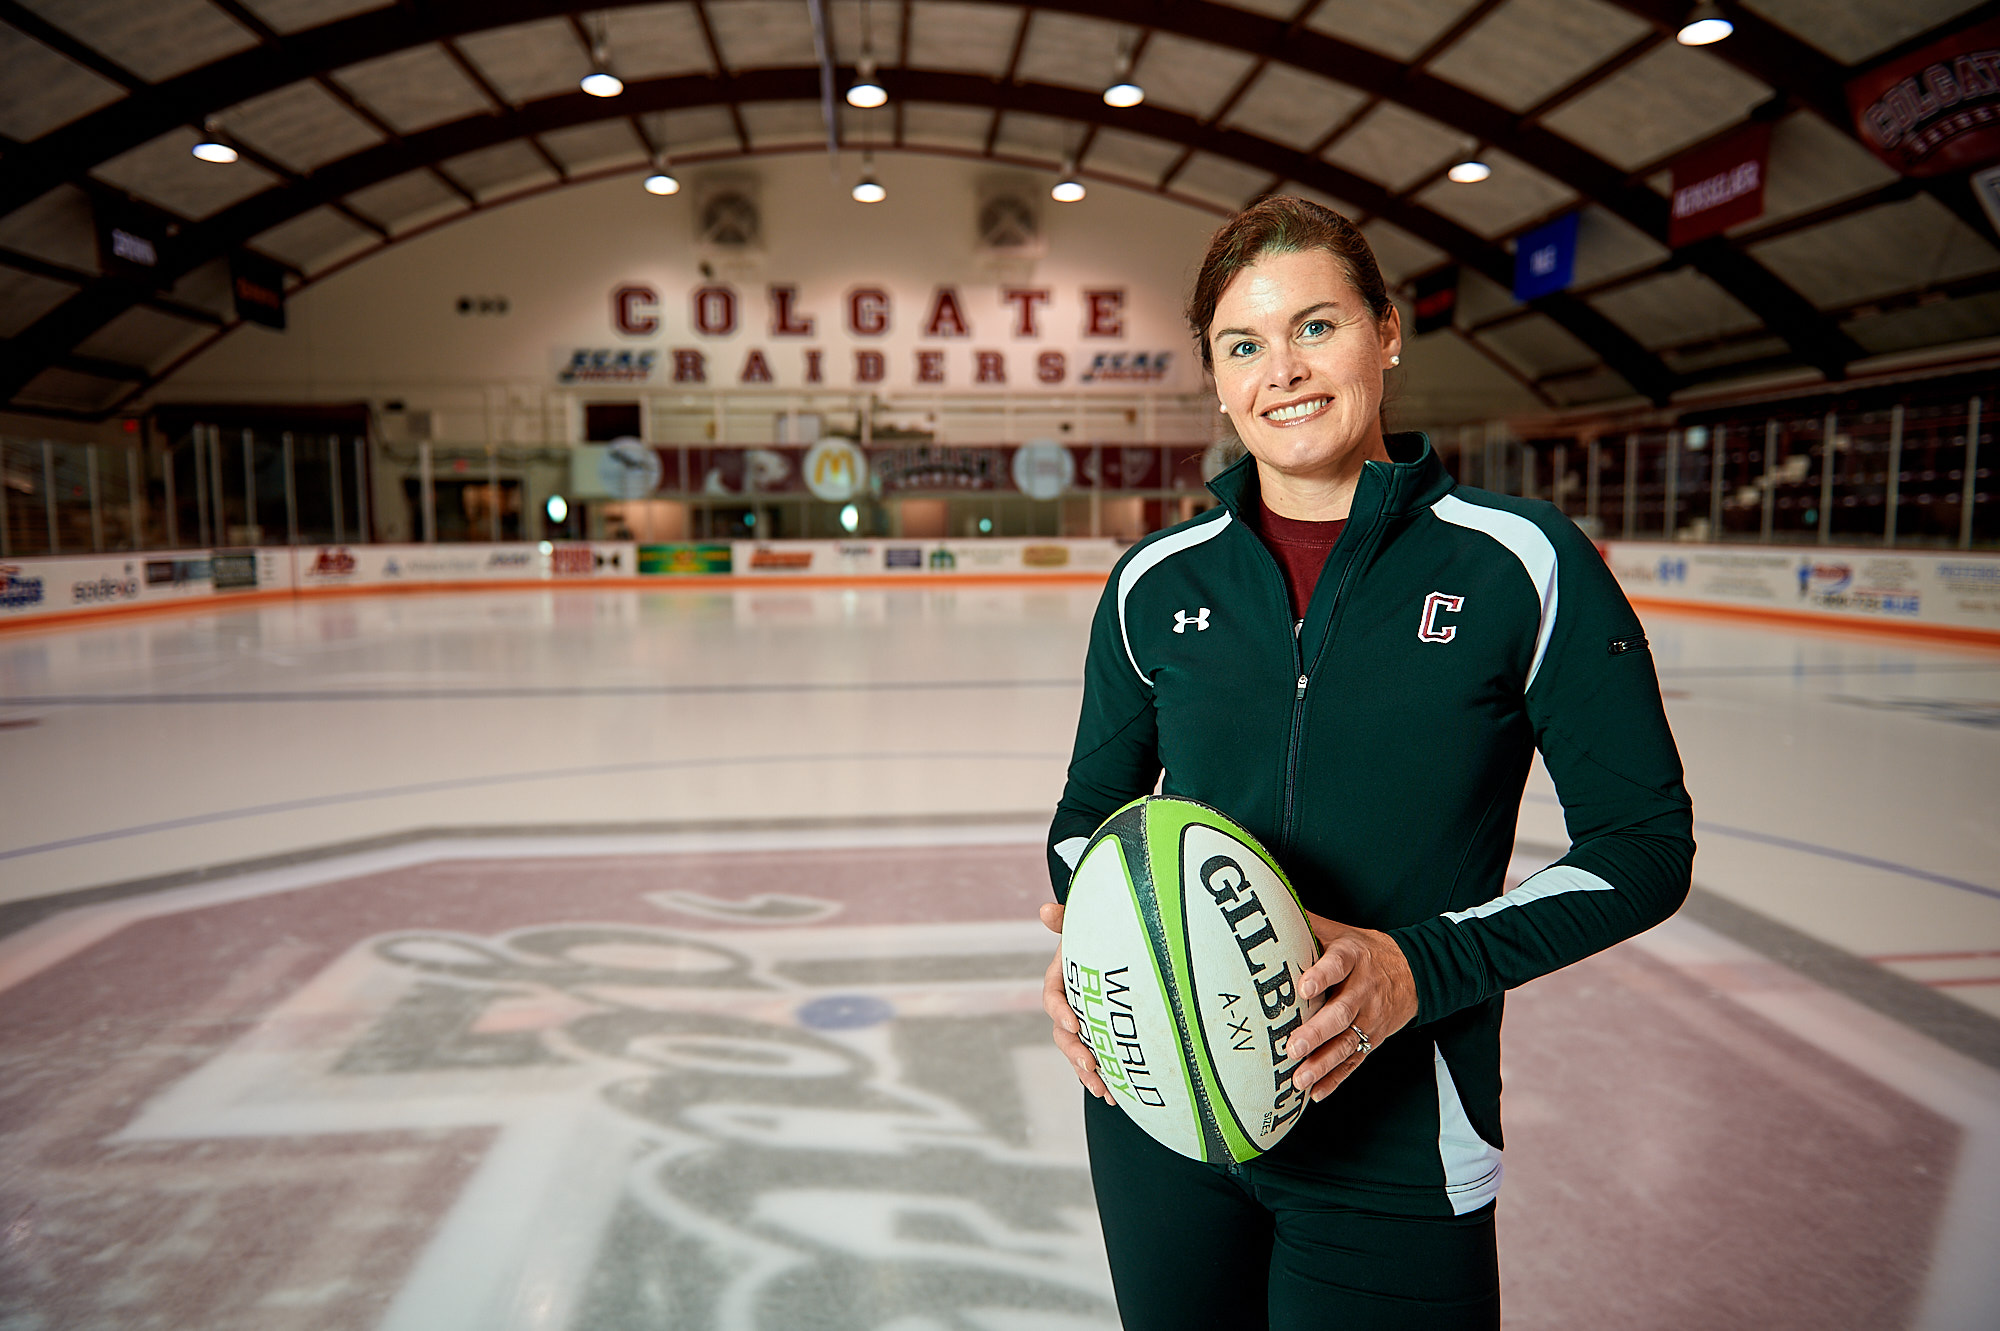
[1185,196,1392,373]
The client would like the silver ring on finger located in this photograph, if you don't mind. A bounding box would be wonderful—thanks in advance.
[1350,1024,1372,1058]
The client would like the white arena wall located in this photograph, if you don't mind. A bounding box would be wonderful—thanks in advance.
[147,152,1541,441]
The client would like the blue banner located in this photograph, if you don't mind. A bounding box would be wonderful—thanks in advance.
[1512,213,1578,302]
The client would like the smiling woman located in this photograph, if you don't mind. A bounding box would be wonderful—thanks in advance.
[1192,200,1403,522]
[1037,194,1696,1330]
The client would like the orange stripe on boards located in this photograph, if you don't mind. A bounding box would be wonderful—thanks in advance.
[1626,595,2000,651]
[0,571,1116,634]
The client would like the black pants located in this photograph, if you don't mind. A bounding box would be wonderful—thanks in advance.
[1085,1096,1500,1330]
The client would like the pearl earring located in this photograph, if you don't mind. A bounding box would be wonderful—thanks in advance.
[1219,402,1228,413]
[1390,355,1401,366]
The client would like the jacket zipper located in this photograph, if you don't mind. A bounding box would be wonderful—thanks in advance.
[1279,671,1311,855]
[1277,469,1392,854]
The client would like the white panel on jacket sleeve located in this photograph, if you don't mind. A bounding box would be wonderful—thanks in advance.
[1430,494,1558,689]
[1115,511,1233,686]
[1443,864,1615,924]
[1053,836,1088,871]
[1435,1044,1504,1214]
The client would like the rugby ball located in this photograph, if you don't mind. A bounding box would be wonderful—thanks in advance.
[1061,796,1322,1163]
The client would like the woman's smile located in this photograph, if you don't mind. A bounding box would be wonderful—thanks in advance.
[1263,394,1333,425]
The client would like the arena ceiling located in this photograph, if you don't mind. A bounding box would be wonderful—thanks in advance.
[0,0,1996,424]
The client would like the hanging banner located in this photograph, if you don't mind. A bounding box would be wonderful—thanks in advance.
[1412,265,1460,335]
[229,250,287,330]
[1847,17,2000,177]
[1668,122,1772,247]
[1512,213,1577,302]
[91,196,172,287]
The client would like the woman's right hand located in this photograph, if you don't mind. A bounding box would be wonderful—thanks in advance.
[1039,902,1115,1103]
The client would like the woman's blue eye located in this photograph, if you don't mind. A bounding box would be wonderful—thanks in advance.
[1301,320,1331,337]
[1230,340,1258,357]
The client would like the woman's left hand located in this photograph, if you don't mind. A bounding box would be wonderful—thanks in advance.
[1285,914,1419,1102]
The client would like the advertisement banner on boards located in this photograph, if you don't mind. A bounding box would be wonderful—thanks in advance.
[1668,122,1771,247]
[297,545,370,588]
[379,545,534,581]
[1847,17,2000,177]
[549,543,635,577]
[144,554,215,596]
[294,543,542,587]
[0,553,216,619]
[639,543,733,575]
[211,549,259,590]
[1603,542,2000,633]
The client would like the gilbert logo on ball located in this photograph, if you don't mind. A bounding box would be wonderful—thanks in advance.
[1061,796,1322,1163]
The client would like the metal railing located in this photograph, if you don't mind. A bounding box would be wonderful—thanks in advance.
[1440,394,1994,550]
[5,393,1996,557]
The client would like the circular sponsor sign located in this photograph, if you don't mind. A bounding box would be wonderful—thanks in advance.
[804,438,868,501]
[1012,439,1074,500]
[600,436,662,498]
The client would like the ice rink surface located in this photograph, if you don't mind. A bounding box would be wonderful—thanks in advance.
[2,584,1998,1329]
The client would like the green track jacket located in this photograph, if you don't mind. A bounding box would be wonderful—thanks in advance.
[1048,432,1694,1217]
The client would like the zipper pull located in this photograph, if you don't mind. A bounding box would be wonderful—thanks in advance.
[1296,674,1309,698]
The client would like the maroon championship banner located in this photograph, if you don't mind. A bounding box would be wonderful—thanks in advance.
[1847,17,2000,177]
[1668,122,1771,247]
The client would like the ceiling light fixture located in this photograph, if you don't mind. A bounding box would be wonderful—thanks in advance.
[1052,161,1086,203]
[847,55,887,109]
[1447,159,1492,184]
[191,121,237,163]
[643,167,680,195]
[853,154,886,203]
[581,24,623,98]
[1676,1,1733,46]
[1103,34,1144,108]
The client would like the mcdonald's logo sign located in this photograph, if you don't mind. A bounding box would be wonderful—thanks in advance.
[803,439,869,501]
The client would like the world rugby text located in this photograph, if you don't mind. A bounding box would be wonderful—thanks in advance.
[1064,961,1165,1108]
[1199,854,1307,1135]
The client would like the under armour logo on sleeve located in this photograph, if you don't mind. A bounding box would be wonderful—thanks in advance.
[1418,592,1464,643]
[1173,608,1210,634]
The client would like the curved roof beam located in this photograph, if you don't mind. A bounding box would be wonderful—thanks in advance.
[0,0,1853,378]
[0,68,1683,407]
[1602,0,1996,244]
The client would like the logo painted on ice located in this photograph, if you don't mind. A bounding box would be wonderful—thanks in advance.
[1173,608,1210,634]
[1418,592,1464,643]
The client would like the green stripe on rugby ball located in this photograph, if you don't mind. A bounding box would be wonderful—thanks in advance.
[1067,796,1321,1165]
[1065,822,1205,1160]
